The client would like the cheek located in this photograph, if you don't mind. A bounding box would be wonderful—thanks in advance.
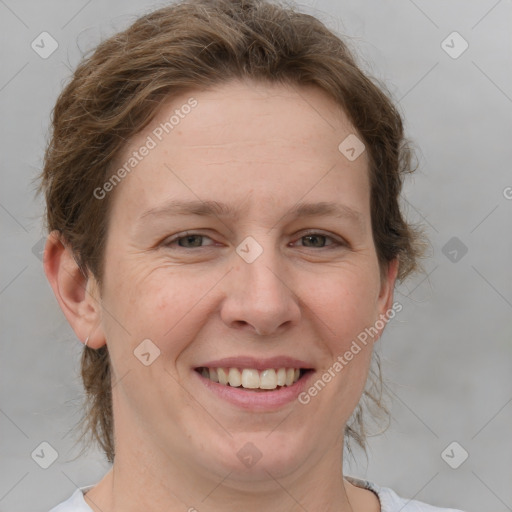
[101,246,382,364]
[305,276,377,417]
[102,261,214,359]
[302,266,380,413]
[307,266,381,345]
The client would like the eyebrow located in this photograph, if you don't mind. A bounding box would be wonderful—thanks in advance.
[138,199,365,228]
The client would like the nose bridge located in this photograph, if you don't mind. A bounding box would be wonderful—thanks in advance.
[235,231,289,298]
[222,230,300,335]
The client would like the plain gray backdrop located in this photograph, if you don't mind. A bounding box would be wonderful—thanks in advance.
[1,1,511,511]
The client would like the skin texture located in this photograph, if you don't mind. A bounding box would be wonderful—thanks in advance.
[45,79,398,512]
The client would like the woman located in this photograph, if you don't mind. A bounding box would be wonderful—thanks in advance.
[40,0,465,510]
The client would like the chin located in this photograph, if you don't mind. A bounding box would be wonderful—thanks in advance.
[195,430,314,483]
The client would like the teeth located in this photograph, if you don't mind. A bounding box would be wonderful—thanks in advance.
[228,368,242,387]
[241,369,260,389]
[260,369,277,389]
[200,367,303,390]
[217,368,228,385]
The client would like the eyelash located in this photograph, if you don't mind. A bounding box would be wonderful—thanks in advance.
[162,230,346,250]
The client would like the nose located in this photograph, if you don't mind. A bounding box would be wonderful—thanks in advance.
[220,242,301,336]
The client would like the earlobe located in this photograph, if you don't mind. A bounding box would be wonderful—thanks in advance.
[43,231,106,349]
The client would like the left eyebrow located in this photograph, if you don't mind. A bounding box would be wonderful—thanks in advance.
[139,199,242,222]
[138,199,365,229]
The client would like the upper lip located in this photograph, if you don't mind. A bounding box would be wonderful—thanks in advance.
[196,356,314,371]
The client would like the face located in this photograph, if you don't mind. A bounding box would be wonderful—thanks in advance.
[94,80,397,485]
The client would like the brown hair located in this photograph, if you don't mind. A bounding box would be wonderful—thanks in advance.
[39,0,427,464]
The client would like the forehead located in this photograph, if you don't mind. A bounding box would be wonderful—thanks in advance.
[108,79,371,225]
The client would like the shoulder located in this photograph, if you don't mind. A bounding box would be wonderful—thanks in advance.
[48,486,94,512]
[345,476,466,512]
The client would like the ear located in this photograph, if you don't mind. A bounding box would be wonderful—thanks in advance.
[43,231,106,349]
[374,257,400,341]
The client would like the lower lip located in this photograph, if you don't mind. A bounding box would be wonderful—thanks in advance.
[193,370,314,411]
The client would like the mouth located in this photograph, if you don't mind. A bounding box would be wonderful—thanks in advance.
[193,356,316,410]
[194,366,313,392]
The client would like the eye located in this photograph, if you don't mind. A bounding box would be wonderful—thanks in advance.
[162,230,347,250]
[163,232,216,249]
[293,231,346,249]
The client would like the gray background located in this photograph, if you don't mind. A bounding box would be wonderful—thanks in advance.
[1,0,511,511]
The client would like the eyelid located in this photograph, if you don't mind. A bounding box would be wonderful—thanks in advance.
[162,229,347,249]
[298,229,345,243]
[163,230,217,247]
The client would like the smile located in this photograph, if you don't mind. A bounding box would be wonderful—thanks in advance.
[195,367,306,391]
[193,357,315,410]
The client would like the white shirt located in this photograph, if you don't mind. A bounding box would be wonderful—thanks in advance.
[48,476,466,511]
